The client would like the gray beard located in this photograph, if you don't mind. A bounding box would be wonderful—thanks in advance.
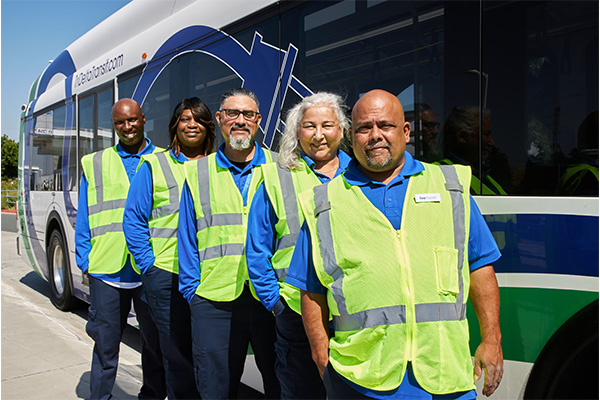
[365,151,393,170]
[230,135,252,150]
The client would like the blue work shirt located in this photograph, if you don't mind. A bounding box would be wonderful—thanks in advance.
[246,151,352,315]
[75,138,156,284]
[123,149,188,275]
[286,152,501,400]
[178,142,268,303]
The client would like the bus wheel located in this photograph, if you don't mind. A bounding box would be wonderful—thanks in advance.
[47,229,76,311]
[524,300,599,399]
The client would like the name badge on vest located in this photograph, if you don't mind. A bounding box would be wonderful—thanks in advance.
[415,193,441,203]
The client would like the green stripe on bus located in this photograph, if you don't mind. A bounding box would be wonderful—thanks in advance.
[467,287,598,363]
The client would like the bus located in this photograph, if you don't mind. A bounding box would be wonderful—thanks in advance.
[17,0,598,398]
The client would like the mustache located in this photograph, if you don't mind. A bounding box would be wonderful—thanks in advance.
[231,124,251,133]
[364,142,390,151]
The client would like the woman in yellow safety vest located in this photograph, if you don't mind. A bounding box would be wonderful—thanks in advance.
[246,92,352,399]
[123,97,214,399]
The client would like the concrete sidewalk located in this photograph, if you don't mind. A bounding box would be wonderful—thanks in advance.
[1,230,145,399]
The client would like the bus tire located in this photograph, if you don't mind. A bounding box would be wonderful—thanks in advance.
[47,229,76,311]
[524,299,599,399]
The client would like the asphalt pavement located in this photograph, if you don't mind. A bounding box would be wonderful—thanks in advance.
[2,210,17,233]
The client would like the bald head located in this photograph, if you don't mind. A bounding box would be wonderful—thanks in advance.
[352,89,405,122]
[350,89,411,183]
[112,98,146,153]
[112,98,143,119]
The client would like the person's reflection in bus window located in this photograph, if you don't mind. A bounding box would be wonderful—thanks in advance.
[555,111,599,196]
[415,103,441,162]
[438,106,508,195]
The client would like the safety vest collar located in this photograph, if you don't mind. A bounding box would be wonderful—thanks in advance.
[87,148,128,221]
[149,152,181,223]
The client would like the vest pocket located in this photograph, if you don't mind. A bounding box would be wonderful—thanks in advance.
[433,247,459,295]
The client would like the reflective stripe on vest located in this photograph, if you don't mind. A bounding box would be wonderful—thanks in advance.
[263,160,321,282]
[303,163,474,392]
[81,147,134,274]
[148,152,181,239]
[261,160,322,314]
[313,164,467,332]
[142,151,187,274]
[195,156,245,262]
[187,148,275,301]
[436,158,506,195]
[87,151,127,232]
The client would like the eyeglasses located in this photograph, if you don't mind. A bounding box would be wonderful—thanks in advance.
[219,109,260,122]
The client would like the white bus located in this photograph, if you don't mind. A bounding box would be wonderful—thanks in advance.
[17,0,598,398]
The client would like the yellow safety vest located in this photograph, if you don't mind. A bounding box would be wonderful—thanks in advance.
[436,158,506,195]
[141,151,186,274]
[184,147,275,301]
[81,145,161,274]
[260,159,322,314]
[299,163,474,393]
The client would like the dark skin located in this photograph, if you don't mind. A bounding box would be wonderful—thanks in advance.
[111,98,147,154]
[301,89,503,396]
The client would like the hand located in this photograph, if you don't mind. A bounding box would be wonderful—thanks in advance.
[313,351,328,379]
[473,340,504,396]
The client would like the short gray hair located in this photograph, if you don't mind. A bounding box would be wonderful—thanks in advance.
[219,87,259,110]
[278,92,350,170]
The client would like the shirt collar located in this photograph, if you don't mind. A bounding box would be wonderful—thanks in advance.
[169,149,189,163]
[344,151,424,187]
[116,137,153,157]
[300,150,352,173]
[216,142,265,172]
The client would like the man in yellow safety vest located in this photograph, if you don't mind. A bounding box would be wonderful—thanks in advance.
[76,99,165,400]
[286,90,504,399]
[178,88,280,399]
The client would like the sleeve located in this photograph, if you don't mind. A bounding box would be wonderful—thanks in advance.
[177,181,201,303]
[123,162,156,275]
[285,221,327,295]
[75,174,91,273]
[468,196,502,271]
[246,183,282,312]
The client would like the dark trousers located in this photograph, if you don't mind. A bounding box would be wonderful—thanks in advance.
[275,301,326,399]
[141,267,200,399]
[323,363,372,400]
[189,286,280,400]
[86,276,166,400]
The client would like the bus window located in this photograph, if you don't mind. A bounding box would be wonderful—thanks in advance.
[78,95,95,166]
[78,86,115,169]
[98,87,114,149]
[31,106,70,192]
[140,52,243,150]
[118,67,143,100]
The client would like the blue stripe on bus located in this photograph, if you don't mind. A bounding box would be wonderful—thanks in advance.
[37,50,76,96]
[132,25,309,150]
[486,213,599,277]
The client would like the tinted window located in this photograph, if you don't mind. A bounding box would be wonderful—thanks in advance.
[31,106,72,191]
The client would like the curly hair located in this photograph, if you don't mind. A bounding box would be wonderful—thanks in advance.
[278,92,350,170]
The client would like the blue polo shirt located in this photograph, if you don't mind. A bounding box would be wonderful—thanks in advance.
[123,149,188,275]
[285,152,501,399]
[75,138,156,285]
[178,142,268,303]
[246,151,352,314]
